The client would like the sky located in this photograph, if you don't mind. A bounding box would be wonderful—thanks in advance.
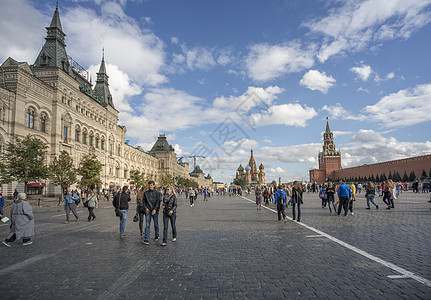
[1,0,431,184]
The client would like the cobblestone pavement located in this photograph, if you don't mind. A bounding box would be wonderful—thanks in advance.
[0,191,430,299]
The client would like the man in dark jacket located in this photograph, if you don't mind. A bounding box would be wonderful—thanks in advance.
[142,181,162,245]
[113,186,131,237]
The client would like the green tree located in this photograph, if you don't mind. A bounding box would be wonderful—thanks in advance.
[271,180,277,186]
[233,177,246,188]
[381,173,387,181]
[0,135,49,193]
[388,171,392,180]
[129,170,144,189]
[420,169,427,180]
[49,150,77,195]
[160,174,175,187]
[402,171,408,182]
[409,171,416,182]
[78,154,103,189]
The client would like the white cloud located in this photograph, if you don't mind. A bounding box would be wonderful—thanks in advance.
[322,103,366,121]
[0,0,47,63]
[260,143,322,164]
[269,167,286,174]
[305,0,431,62]
[251,103,318,127]
[300,70,336,93]
[62,2,167,86]
[171,37,179,45]
[362,83,431,127]
[341,129,431,167]
[350,64,373,81]
[245,42,315,82]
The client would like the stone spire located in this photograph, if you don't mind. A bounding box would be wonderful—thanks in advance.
[93,49,114,108]
[325,116,331,133]
[33,3,72,75]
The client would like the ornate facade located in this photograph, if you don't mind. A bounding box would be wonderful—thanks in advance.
[0,6,211,197]
[235,149,265,186]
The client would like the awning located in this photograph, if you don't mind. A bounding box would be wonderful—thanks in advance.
[109,184,114,188]
[27,182,46,188]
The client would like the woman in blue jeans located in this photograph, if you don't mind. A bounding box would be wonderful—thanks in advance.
[291,181,303,222]
[161,187,177,246]
[365,182,378,209]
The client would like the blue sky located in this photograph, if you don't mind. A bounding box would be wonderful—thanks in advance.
[1,0,431,183]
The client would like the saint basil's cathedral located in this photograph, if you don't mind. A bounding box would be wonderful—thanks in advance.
[235,149,266,186]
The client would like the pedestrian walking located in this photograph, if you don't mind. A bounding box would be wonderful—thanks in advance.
[112,186,131,237]
[2,193,35,247]
[142,181,162,245]
[365,182,378,209]
[161,187,177,246]
[337,180,352,216]
[86,190,98,221]
[291,181,303,222]
[274,185,287,222]
[64,189,80,223]
[325,182,337,213]
[0,193,5,220]
[136,185,146,236]
[255,185,262,210]
[189,187,196,207]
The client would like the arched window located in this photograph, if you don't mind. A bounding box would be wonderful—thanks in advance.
[101,137,105,150]
[26,109,35,129]
[95,135,100,148]
[82,129,87,144]
[40,114,47,132]
[75,126,81,142]
[89,132,94,147]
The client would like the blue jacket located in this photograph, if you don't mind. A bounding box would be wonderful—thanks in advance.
[338,183,352,198]
[64,193,80,207]
[0,196,4,207]
[274,190,287,205]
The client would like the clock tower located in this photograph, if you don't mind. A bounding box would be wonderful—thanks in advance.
[310,118,342,183]
[318,117,341,180]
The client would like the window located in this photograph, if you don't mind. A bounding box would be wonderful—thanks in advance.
[82,132,87,144]
[95,137,99,148]
[101,139,105,150]
[63,126,68,142]
[117,145,121,156]
[40,115,46,133]
[89,134,94,147]
[115,167,119,177]
[26,110,35,129]
[124,169,128,178]
[110,143,113,156]
[75,128,80,142]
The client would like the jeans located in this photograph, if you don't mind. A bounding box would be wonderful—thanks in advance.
[337,196,349,216]
[119,210,128,236]
[367,194,377,207]
[87,207,96,221]
[144,211,159,241]
[163,212,177,243]
[136,206,145,235]
[277,204,286,221]
[292,203,301,221]
[65,203,79,221]
[189,196,194,206]
[327,195,336,213]
[382,194,392,207]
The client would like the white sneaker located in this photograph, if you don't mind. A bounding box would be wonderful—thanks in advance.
[351,212,354,215]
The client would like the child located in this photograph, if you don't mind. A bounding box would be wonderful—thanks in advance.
[274,185,287,222]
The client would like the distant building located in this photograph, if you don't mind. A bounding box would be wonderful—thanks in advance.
[235,149,265,186]
[189,165,213,188]
[309,119,431,183]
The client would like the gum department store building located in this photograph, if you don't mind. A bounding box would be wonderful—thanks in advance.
[0,6,212,197]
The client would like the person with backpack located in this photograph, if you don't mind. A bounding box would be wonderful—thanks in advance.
[274,185,287,222]
[337,180,352,216]
[64,189,80,223]
[291,181,303,222]
[325,182,337,213]
[112,186,131,238]
[86,190,98,222]
[142,181,162,245]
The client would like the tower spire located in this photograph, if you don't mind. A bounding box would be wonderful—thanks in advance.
[325,116,331,133]
[94,49,114,107]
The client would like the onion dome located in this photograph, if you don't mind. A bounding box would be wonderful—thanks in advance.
[259,163,264,170]
[237,164,244,171]
[245,165,251,171]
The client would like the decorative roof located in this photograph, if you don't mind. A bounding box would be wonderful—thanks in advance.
[245,165,251,171]
[237,164,244,171]
[191,165,204,174]
[149,134,174,153]
[33,5,72,76]
[325,117,331,133]
[259,163,264,170]
[93,51,114,108]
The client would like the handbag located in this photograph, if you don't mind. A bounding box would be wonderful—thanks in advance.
[133,213,139,222]
[115,208,120,217]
